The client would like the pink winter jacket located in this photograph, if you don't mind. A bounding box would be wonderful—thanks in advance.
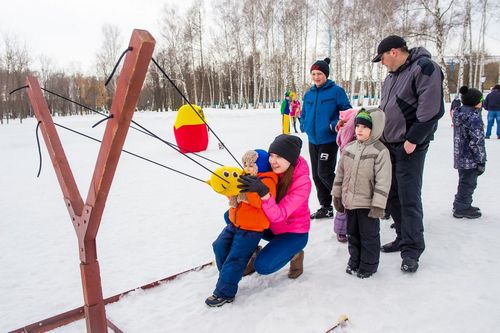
[261,156,312,234]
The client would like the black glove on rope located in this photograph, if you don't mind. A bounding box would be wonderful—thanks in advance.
[237,175,270,197]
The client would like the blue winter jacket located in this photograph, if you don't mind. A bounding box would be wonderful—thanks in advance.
[300,80,351,145]
[452,105,487,170]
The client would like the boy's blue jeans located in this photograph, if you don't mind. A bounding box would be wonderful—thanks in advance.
[254,229,308,275]
[212,223,262,299]
[486,111,500,137]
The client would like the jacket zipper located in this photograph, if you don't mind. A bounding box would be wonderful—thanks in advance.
[313,87,319,143]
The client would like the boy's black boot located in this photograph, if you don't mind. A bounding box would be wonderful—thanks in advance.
[453,207,482,219]
[356,270,374,279]
[345,264,358,275]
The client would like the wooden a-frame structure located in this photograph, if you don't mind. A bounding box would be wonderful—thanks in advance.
[17,29,155,332]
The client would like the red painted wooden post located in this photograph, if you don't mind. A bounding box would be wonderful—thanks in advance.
[25,29,155,332]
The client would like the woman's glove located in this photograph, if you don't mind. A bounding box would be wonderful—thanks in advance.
[333,197,344,213]
[368,207,385,219]
[237,175,269,197]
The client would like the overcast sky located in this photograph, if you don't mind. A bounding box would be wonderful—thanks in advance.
[0,0,192,73]
[1,0,499,75]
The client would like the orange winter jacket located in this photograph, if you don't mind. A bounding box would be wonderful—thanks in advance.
[228,171,278,232]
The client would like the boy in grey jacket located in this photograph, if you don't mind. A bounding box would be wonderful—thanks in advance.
[332,108,392,278]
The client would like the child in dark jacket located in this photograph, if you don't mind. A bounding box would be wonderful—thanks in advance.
[206,149,278,307]
[452,86,487,219]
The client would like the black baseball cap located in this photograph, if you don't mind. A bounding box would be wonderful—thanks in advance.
[372,35,407,62]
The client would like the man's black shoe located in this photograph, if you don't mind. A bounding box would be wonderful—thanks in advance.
[401,257,419,273]
[453,207,482,219]
[310,206,333,219]
[381,239,400,253]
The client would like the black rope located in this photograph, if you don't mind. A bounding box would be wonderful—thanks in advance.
[41,87,108,117]
[105,46,133,86]
[92,115,113,128]
[129,119,228,183]
[151,57,243,169]
[35,121,43,177]
[53,122,208,184]
[39,88,223,166]
[9,85,29,95]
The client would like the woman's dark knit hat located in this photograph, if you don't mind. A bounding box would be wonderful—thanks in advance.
[310,58,331,77]
[459,86,483,107]
[268,134,302,165]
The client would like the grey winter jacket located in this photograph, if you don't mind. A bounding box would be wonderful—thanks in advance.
[332,108,392,210]
[380,47,445,144]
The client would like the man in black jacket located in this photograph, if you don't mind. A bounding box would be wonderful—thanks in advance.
[372,35,444,273]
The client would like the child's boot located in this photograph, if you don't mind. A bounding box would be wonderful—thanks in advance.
[205,294,234,307]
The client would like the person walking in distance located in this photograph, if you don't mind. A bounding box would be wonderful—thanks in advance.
[300,58,352,219]
[483,84,500,139]
[372,35,444,273]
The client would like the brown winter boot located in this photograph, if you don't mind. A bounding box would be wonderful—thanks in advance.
[243,245,262,276]
[288,250,304,279]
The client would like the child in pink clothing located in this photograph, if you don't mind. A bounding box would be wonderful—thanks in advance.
[289,93,302,133]
[333,108,358,242]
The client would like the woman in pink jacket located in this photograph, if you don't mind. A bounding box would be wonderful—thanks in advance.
[238,134,312,279]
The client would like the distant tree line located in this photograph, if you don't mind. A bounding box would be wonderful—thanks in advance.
[1,0,499,124]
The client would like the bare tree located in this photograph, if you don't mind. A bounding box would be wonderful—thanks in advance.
[95,24,122,109]
[160,6,190,103]
[3,35,31,123]
[417,0,459,101]
[456,0,471,93]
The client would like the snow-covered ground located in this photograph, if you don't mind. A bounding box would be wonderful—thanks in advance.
[1,107,499,332]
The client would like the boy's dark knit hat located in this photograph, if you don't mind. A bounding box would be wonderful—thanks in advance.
[459,86,483,107]
[268,134,302,166]
[372,35,407,62]
[355,110,373,129]
[310,58,331,77]
[493,84,500,91]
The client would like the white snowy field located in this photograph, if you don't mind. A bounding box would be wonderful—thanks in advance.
[1,107,499,333]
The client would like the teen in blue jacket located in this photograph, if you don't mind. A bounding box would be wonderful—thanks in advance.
[300,58,351,219]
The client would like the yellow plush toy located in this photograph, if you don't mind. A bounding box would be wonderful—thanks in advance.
[207,166,243,197]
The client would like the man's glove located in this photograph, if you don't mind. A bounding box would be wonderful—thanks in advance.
[237,175,269,197]
[368,207,385,219]
[477,163,485,176]
[333,197,344,213]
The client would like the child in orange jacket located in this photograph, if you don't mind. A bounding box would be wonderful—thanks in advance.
[206,149,278,307]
